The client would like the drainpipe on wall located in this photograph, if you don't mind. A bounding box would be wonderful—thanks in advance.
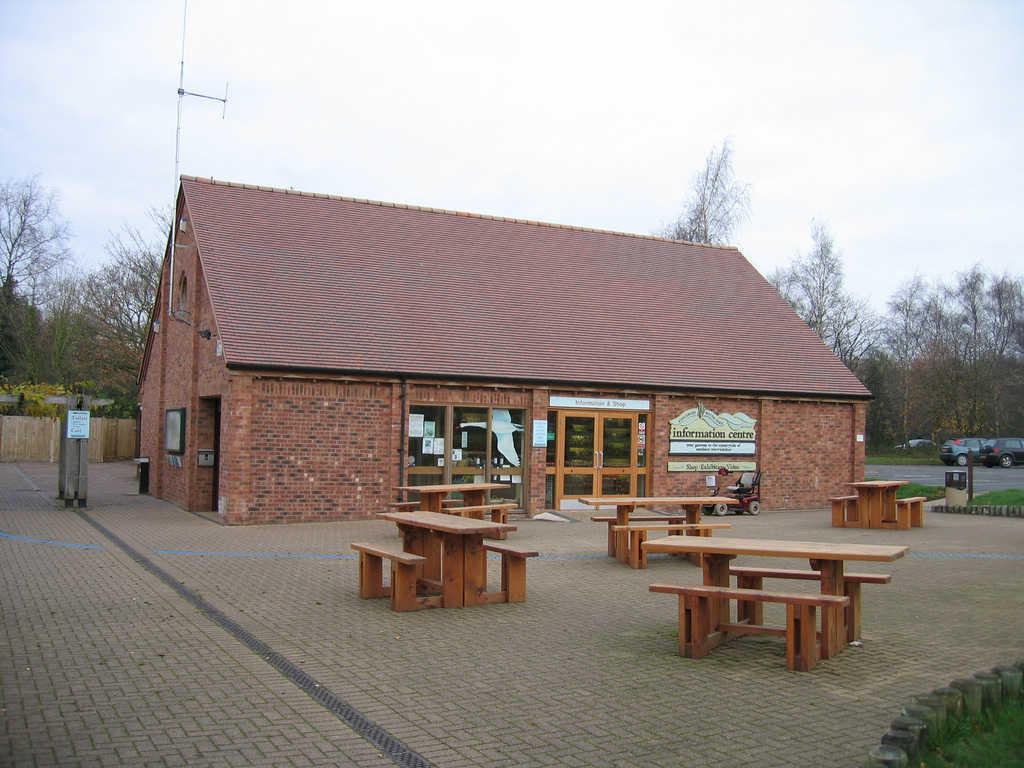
[398,378,407,496]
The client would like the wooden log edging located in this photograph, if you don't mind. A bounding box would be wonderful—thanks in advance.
[861,660,1024,766]
[930,504,1024,518]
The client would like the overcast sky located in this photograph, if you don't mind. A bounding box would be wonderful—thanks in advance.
[2,0,1021,310]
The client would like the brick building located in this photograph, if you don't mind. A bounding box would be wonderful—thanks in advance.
[138,176,871,524]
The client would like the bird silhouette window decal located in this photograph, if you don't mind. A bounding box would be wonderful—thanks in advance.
[459,409,525,467]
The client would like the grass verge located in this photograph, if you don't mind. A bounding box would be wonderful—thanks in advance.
[920,700,1024,767]
[867,448,941,465]
[968,489,1024,506]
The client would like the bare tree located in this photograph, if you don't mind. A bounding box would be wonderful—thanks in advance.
[660,139,752,246]
[0,278,38,380]
[0,175,72,300]
[768,218,879,368]
[87,221,163,354]
[79,214,165,415]
[883,275,932,443]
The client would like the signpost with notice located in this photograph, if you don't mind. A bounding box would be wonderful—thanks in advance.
[46,394,113,508]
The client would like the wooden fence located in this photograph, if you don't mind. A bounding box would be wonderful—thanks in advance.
[0,416,137,463]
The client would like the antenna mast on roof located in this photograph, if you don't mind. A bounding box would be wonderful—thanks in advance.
[169,0,228,318]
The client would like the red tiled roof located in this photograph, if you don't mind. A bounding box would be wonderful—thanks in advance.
[181,176,870,398]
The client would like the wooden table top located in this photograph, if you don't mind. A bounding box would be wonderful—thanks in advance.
[394,483,511,495]
[578,496,725,506]
[845,480,909,489]
[377,509,517,535]
[641,536,909,562]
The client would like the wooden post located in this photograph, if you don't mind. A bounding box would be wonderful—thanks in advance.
[932,686,965,720]
[973,672,1003,711]
[865,743,908,767]
[992,665,1023,700]
[912,694,947,730]
[950,678,983,717]
[901,704,937,737]
[50,394,109,508]
[889,717,927,754]
[881,729,919,759]
[57,395,90,507]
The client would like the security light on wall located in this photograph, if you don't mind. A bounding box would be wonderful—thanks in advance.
[198,329,216,339]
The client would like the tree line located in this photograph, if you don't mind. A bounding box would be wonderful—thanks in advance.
[0,175,163,417]
[663,142,1024,448]
[4,160,1021,446]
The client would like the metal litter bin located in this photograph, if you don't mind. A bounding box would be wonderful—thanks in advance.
[136,457,150,495]
[945,470,967,506]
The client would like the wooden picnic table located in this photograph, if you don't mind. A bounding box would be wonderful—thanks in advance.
[394,482,511,513]
[376,510,517,608]
[578,496,723,564]
[641,536,909,660]
[841,480,909,529]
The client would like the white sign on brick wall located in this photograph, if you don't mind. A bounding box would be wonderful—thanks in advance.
[668,403,757,456]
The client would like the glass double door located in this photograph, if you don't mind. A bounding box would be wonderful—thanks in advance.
[547,411,648,508]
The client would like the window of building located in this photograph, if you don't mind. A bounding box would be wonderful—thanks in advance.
[406,404,526,509]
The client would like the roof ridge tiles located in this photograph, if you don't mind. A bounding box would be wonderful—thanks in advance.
[178,174,738,250]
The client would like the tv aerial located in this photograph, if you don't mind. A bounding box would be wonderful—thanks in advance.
[169,0,228,319]
[173,0,228,193]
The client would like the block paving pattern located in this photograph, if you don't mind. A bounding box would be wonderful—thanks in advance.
[2,461,1022,767]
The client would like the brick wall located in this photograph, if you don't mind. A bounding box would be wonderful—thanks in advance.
[649,394,863,509]
[227,379,394,524]
[139,200,230,513]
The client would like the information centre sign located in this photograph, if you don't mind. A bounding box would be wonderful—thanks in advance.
[669,404,757,456]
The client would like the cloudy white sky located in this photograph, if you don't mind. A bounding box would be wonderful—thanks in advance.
[1,0,1021,309]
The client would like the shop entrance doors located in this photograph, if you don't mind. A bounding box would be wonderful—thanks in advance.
[546,410,649,509]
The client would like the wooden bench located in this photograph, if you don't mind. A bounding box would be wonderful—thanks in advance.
[895,496,926,528]
[445,502,519,539]
[482,541,539,603]
[730,566,891,643]
[387,501,421,511]
[649,583,850,671]
[592,514,680,557]
[351,542,428,612]
[829,495,860,527]
[610,523,732,569]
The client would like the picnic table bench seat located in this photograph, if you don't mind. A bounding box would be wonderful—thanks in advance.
[445,502,519,539]
[610,523,731,569]
[729,566,891,642]
[446,501,518,519]
[482,541,539,603]
[895,496,927,528]
[649,583,850,671]
[591,513,680,556]
[351,542,428,612]
[829,495,860,527]
[387,501,421,511]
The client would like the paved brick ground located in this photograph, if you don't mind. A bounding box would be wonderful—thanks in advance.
[2,461,1021,767]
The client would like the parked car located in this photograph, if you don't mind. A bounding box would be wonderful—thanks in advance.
[895,438,934,449]
[979,438,1024,468]
[939,437,989,466]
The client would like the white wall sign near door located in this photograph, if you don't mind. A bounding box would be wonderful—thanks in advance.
[549,396,650,411]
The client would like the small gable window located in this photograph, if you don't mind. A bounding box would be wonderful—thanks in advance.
[177,273,188,312]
